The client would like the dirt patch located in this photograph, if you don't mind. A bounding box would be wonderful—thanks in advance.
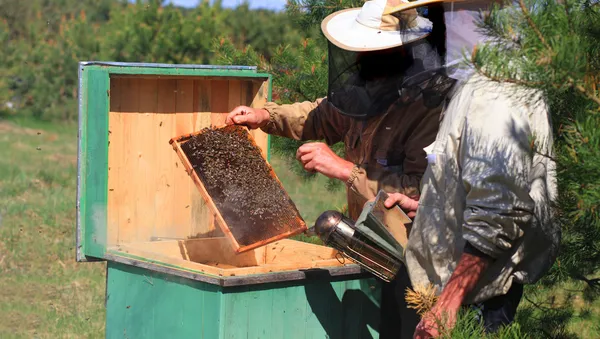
[180,125,305,247]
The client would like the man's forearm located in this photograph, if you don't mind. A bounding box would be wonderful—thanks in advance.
[414,248,492,338]
[437,250,491,309]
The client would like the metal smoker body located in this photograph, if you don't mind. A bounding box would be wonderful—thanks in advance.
[314,190,412,282]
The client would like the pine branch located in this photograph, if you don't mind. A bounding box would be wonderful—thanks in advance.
[472,46,600,110]
[518,0,551,50]
[571,79,600,109]
[571,273,600,290]
[471,47,543,87]
[564,0,575,34]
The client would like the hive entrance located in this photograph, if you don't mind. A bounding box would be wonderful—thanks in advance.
[172,125,307,252]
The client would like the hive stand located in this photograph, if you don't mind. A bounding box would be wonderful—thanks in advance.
[76,62,382,338]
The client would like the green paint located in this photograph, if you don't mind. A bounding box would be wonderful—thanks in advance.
[80,68,110,259]
[83,64,269,79]
[106,250,221,279]
[106,262,381,339]
[106,262,223,339]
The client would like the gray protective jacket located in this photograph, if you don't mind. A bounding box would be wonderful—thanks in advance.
[405,74,560,304]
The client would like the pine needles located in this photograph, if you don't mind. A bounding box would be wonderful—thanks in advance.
[405,283,439,316]
[470,0,600,285]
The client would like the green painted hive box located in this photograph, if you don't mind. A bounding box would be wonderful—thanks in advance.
[76,62,382,339]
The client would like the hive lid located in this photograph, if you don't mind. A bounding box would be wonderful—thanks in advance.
[170,125,308,253]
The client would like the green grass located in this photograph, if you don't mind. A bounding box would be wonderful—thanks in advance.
[0,118,598,338]
[0,119,106,338]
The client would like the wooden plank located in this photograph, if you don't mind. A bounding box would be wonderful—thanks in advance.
[247,288,273,338]
[116,77,138,244]
[155,79,177,238]
[242,79,255,106]
[250,80,269,159]
[107,77,122,247]
[221,287,250,339]
[200,279,222,339]
[231,81,265,261]
[109,73,269,81]
[169,139,242,252]
[114,239,349,278]
[81,68,110,258]
[210,79,229,126]
[190,79,216,238]
[270,286,285,338]
[227,79,242,112]
[283,283,308,338]
[105,262,222,339]
[265,240,339,265]
[182,238,260,268]
[174,79,194,237]
[114,244,226,277]
[122,237,260,267]
[136,78,158,242]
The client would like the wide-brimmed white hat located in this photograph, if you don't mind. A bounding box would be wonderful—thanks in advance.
[321,0,433,52]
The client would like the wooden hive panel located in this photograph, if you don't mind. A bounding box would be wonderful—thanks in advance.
[106,76,270,248]
[113,238,349,278]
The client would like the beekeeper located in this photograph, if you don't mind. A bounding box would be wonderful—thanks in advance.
[226,0,455,223]
[383,0,560,337]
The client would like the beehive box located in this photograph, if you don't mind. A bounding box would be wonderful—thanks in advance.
[76,62,381,338]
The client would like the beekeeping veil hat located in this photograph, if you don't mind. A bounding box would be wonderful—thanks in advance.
[321,0,454,119]
[384,0,500,81]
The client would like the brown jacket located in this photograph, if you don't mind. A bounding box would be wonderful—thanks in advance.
[261,96,443,220]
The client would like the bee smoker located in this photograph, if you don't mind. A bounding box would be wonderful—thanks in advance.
[314,190,412,282]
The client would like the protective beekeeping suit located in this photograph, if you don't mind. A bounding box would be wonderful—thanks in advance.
[226,0,456,223]
[382,1,560,337]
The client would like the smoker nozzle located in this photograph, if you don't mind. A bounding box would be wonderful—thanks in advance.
[314,210,344,239]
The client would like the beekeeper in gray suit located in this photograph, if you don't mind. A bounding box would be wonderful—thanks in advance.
[383,0,560,337]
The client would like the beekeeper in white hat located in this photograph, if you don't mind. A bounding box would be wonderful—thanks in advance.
[382,0,559,337]
[226,0,454,221]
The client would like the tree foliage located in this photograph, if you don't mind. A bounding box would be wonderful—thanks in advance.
[0,0,307,120]
[471,0,600,285]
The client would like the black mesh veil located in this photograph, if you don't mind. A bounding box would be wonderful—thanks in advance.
[327,43,411,119]
[326,5,455,119]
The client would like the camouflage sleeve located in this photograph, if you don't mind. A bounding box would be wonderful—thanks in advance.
[260,98,349,145]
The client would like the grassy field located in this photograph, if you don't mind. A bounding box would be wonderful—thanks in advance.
[0,118,598,338]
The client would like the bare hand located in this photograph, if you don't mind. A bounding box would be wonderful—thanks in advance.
[384,193,419,218]
[414,252,490,338]
[413,303,459,338]
[295,142,354,181]
[225,106,270,129]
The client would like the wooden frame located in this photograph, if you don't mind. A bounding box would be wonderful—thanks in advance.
[169,127,308,254]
